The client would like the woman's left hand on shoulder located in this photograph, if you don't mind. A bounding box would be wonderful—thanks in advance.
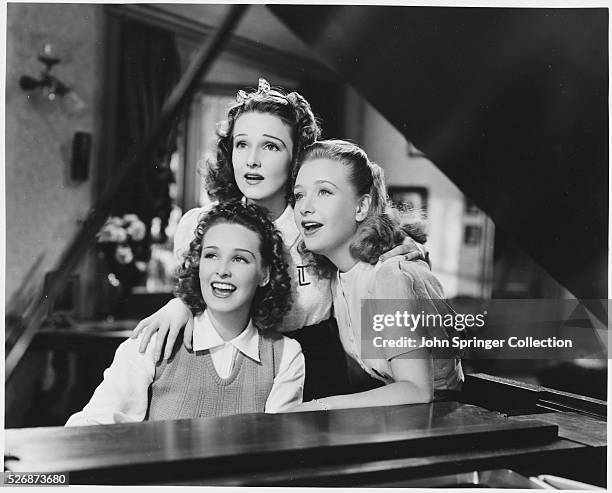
[379,236,429,265]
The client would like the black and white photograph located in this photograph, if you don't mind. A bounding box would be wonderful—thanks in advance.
[3,2,609,489]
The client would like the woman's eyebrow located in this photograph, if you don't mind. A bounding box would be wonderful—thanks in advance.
[262,134,288,148]
[233,133,288,150]
[202,245,255,259]
[234,248,255,258]
[315,180,340,189]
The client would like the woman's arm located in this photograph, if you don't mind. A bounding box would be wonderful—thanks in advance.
[131,298,194,361]
[293,258,440,412]
[65,335,156,426]
[293,348,433,412]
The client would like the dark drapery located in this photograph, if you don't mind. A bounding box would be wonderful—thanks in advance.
[113,20,182,242]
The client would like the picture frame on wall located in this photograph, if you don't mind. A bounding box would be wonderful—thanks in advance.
[388,186,429,215]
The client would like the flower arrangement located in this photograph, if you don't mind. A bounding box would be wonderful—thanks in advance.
[97,214,149,289]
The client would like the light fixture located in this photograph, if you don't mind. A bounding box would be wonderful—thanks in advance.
[20,43,70,101]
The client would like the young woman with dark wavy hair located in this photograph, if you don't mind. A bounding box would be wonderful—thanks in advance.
[67,202,304,425]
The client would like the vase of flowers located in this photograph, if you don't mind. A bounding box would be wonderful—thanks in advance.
[97,214,149,310]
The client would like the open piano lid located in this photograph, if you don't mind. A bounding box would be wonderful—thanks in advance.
[269,6,608,300]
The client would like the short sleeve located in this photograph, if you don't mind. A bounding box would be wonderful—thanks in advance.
[372,258,446,360]
[173,205,214,262]
[373,258,444,300]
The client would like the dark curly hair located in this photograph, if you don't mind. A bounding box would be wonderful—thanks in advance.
[202,80,321,203]
[293,140,428,279]
[175,201,292,333]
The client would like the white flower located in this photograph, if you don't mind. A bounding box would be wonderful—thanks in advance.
[107,273,121,287]
[126,218,146,241]
[98,223,127,243]
[106,216,124,227]
[122,214,139,224]
[114,244,134,265]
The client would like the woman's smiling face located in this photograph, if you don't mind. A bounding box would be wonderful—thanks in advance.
[199,222,268,319]
[232,112,294,209]
[293,158,364,265]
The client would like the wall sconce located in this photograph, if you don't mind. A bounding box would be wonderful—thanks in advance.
[20,43,70,101]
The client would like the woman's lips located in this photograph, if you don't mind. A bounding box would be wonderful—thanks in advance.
[301,221,323,236]
[211,281,237,298]
[244,173,264,185]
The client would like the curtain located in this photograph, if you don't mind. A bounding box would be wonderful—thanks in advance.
[113,20,181,244]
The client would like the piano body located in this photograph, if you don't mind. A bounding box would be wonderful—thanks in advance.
[4,374,606,486]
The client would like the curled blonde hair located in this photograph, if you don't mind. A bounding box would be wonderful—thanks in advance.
[293,140,427,278]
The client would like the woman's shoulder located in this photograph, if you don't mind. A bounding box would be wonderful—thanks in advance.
[259,330,301,352]
[174,203,218,260]
[114,331,159,368]
[180,203,217,224]
[278,334,303,357]
[258,331,304,372]
[374,257,444,298]
[376,256,430,278]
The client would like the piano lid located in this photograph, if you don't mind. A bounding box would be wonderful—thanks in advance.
[269,6,608,299]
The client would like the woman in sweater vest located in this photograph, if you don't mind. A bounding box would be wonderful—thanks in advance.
[66,202,304,425]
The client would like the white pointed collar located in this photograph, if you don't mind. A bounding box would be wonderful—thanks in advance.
[192,310,260,363]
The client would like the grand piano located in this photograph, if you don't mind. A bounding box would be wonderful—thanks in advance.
[4,5,607,488]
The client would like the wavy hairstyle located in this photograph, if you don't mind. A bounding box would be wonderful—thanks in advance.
[293,140,427,279]
[202,80,321,203]
[175,201,292,332]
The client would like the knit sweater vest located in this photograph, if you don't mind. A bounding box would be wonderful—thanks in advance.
[147,332,284,420]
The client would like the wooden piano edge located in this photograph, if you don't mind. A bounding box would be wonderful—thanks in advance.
[26,423,560,486]
[460,373,607,418]
[170,439,602,487]
[57,435,605,486]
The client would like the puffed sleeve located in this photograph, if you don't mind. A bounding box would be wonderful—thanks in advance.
[173,205,214,262]
[374,258,445,300]
[372,258,450,360]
